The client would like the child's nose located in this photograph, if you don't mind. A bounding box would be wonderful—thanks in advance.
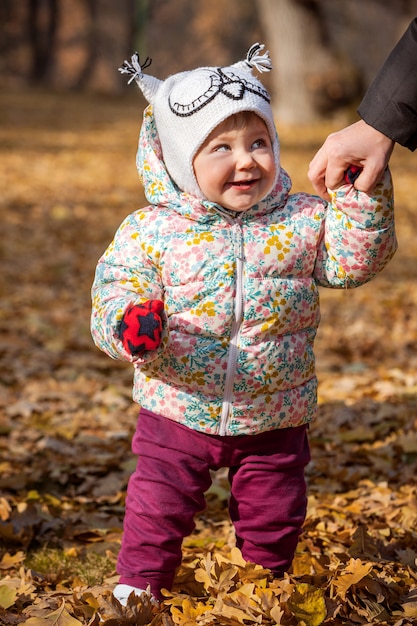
[236,150,255,169]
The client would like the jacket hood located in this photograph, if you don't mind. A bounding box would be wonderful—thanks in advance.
[136,105,291,223]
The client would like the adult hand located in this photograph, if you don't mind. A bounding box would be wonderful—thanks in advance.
[308,120,395,199]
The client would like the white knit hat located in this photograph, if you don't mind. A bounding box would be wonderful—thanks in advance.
[119,44,279,198]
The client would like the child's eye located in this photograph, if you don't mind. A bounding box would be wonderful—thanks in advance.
[214,144,230,152]
[252,138,267,149]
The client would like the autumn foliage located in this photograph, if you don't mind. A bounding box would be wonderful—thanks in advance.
[1,89,417,625]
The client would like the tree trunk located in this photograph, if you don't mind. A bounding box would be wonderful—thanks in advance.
[28,0,59,83]
[257,0,335,123]
[75,0,134,92]
[74,0,98,89]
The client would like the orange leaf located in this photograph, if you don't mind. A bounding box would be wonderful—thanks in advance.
[0,551,25,570]
[332,558,373,601]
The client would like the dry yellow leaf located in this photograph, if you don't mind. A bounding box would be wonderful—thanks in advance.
[287,583,326,626]
[0,551,25,570]
[217,566,239,592]
[255,587,280,612]
[212,595,261,624]
[0,585,17,610]
[270,603,284,624]
[170,598,211,625]
[229,547,248,567]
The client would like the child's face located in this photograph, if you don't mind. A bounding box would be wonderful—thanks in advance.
[193,114,276,212]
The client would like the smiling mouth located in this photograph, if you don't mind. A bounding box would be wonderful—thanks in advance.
[229,179,258,189]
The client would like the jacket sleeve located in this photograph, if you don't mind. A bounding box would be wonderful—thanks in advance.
[358,18,417,151]
[313,167,396,288]
[90,211,166,363]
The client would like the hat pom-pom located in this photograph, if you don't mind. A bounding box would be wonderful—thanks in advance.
[234,43,272,74]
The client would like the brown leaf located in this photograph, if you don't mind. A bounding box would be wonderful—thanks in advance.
[21,599,83,625]
[349,525,380,560]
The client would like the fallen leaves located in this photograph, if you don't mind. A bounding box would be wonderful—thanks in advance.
[166,551,292,625]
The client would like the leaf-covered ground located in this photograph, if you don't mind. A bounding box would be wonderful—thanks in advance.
[1,90,417,625]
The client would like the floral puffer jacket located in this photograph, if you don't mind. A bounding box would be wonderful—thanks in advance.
[91,107,396,437]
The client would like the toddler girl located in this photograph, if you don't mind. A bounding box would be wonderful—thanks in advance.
[91,44,396,604]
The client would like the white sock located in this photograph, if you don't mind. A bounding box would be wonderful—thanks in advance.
[113,583,152,606]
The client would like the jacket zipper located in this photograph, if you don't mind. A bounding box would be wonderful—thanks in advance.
[219,220,245,436]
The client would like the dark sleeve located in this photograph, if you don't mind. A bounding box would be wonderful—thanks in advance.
[358,18,417,151]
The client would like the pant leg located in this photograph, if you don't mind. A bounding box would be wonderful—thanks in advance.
[117,409,214,599]
[228,425,310,576]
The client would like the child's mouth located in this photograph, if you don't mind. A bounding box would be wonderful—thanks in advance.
[230,179,257,189]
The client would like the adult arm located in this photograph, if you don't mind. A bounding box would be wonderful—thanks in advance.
[309,18,417,197]
[358,17,417,150]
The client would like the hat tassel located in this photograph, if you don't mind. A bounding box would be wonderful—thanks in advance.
[119,52,152,85]
[244,43,272,73]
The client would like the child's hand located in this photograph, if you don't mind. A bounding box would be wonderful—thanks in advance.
[118,300,164,355]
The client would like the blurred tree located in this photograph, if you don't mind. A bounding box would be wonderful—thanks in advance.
[74,0,99,89]
[74,0,142,91]
[256,0,416,123]
[257,0,335,122]
[28,0,59,83]
[1,0,416,120]
[0,0,136,91]
[132,0,149,56]
[143,0,261,75]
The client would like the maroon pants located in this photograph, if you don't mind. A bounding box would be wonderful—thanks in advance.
[118,408,310,599]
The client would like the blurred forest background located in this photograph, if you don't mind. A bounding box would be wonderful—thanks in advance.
[2,0,417,121]
[1,1,417,625]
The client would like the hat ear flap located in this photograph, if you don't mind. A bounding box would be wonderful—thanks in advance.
[119,53,162,104]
